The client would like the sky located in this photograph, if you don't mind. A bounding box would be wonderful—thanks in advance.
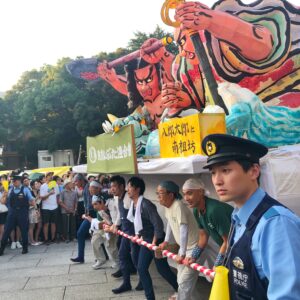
[0,0,298,92]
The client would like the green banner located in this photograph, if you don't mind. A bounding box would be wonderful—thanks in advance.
[87,125,137,174]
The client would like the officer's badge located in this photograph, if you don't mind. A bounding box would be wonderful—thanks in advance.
[232,257,244,269]
[206,140,217,156]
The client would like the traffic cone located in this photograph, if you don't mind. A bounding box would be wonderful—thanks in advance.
[209,266,230,300]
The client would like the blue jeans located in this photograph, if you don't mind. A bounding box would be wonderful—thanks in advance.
[135,237,178,300]
[76,219,90,259]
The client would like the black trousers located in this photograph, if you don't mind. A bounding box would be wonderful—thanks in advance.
[133,237,178,300]
[1,208,29,248]
[119,235,139,285]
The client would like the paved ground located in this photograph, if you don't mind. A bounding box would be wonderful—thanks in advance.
[0,241,212,300]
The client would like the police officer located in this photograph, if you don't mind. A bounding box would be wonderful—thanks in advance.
[0,175,35,255]
[201,134,300,299]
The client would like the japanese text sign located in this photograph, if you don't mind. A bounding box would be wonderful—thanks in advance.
[87,125,137,174]
[158,113,226,158]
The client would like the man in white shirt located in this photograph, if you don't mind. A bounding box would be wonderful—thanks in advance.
[157,180,201,300]
[40,172,60,244]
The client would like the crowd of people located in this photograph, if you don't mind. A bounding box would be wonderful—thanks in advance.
[0,171,110,248]
[0,133,300,300]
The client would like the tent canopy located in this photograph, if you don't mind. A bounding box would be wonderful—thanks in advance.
[29,172,44,181]
[30,166,71,178]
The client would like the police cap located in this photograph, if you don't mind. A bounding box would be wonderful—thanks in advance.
[12,175,22,181]
[201,134,268,169]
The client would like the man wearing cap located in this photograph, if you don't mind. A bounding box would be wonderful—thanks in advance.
[157,181,200,300]
[182,178,233,268]
[85,194,118,269]
[40,172,60,244]
[0,175,35,255]
[202,133,300,299]
[71,180,103,263]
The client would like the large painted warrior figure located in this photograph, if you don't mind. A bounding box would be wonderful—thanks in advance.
[67,39,177,126]
[67,0,300,151]
[161,0,300,109]
[98,54,172,126]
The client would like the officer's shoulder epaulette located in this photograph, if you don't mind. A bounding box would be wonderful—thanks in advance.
[263,207,280,220]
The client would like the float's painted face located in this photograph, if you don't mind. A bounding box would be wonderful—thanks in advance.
[175,28,199,65]
[134,65,160,100]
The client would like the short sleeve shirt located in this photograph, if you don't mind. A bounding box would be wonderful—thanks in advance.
[60,190,78,213]
[193,197,233,246]
[165,200,199,250]
[7,186,33,208]
[40,183,59,210]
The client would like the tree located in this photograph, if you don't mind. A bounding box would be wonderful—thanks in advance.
[2,26,173,168]
[127,25,177,54]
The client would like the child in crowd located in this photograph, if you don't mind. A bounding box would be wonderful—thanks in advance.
[83,195,118,270]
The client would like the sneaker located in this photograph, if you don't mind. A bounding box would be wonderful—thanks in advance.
[111,261,118,269]
[92,260,106,270]
[30,242,40,246]
[70,257,84,263]
[16,241,23,249]
[11,242,17,250]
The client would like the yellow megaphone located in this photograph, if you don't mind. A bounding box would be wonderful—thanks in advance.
[209,266,230,300]
[2,180,8,192]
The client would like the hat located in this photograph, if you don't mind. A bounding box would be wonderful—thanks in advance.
[89,180,101,188]
[92,195,105,204]
[159,181,182,199]
[201,134,268,169]
[63,179,73,187]
[45,171,54,177]
[182,178,210,196]
[182,178,205,191]
[12,175,22,181]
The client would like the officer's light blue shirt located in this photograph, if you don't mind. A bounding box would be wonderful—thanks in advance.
[9,185,34,201]
[232,187,300,300]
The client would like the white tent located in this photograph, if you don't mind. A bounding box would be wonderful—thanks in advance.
[72,144,300,215]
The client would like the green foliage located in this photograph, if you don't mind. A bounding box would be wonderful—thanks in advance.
[2,26,174,168]
[128,25,178,55]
